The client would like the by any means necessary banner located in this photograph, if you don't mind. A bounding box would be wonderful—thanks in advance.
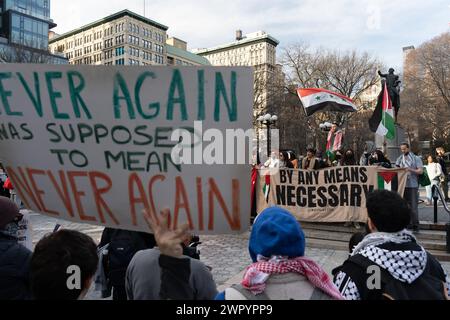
[257,166,407,223]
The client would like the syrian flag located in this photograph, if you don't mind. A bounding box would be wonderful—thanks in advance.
[377,172,398,192]
[262,174,270,203]
[368,83,396,140]
[297,88,357,116]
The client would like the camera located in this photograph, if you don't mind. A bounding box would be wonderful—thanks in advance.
[182,234,201,260]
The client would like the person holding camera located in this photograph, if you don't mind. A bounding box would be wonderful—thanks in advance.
[125,222,217,300]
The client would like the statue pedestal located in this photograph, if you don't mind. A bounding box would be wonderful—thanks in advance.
[375,125,406,163]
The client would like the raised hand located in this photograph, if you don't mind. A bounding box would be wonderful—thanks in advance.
[143,208,190,258]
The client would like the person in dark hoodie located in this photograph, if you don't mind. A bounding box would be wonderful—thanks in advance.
[334,190,450,300]
[216,207,343,300]
[0,196,32,300]
[98,227,156,300]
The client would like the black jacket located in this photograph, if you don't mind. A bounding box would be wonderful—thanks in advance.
[159,255,193,300]
[0,232,32,300]
[437,156,448,176]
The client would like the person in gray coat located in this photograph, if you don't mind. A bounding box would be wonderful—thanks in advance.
[125,246,217,300]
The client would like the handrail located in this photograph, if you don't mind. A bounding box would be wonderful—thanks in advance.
[431,185,450,254]
[431,184,450,223]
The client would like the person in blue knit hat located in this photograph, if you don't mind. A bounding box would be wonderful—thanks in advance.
[215,206,343,300]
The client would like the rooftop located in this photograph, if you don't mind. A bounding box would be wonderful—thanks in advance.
[49,9,168,43]
[167,45,211,65]
[193,31,279,55]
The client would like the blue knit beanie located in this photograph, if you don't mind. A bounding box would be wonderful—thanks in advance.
[249,206,305,262]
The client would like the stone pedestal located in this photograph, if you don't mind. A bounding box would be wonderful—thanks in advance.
[375,124,406,162]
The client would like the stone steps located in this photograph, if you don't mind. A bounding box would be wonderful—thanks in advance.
[300,222,450,262]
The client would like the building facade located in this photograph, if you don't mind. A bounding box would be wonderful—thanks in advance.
[0,0,66,63]
[49,10,168,66]
[166,37,209,66]
[193,30,280,116]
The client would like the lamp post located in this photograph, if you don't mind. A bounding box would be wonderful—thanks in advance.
[319,122,333,132]
[257,113,278,158]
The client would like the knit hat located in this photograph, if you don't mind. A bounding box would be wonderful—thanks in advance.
[0,196,20,229]
[249,206,305,262]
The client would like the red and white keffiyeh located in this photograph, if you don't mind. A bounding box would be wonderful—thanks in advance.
[241,256,344,300]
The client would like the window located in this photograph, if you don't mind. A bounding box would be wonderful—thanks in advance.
[104,38,113,48]
[115,46,125,56]
[128,23,141,34]
[115,58,125,65]
[142,39,152,49]
[104,49,113,60]
[143,28,152,38]
[154,44,163,54]
[129,59,140,65]
[154,33,165,43]
[143,51,152,61]
[115,34,124,45]
[154,54,164,64]
[83,46,92,54]
[93,53,102,63]
[128,35,139,45]
[129,47,139,57]
[83,56,92,64]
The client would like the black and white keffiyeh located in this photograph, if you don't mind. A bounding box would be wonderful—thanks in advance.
[334,230,450,300]
[351,230,427,283]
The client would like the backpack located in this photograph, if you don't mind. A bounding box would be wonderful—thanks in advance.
[106,230,152,286]
[337,253,448,300]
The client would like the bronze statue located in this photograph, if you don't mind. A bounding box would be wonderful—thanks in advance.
[378,68,401,121]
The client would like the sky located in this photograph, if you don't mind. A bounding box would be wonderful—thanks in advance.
[51,0,450,70]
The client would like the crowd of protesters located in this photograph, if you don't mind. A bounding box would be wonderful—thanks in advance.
[1,145,449,300]
[1,188,450,300]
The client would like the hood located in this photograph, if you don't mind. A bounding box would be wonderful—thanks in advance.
[249,206,305,262]
[356,231,427,284]
[0,196,20,229]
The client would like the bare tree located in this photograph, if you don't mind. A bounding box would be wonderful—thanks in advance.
[402,32,450,148]
[279,43,384,155]
[0,43,53,63]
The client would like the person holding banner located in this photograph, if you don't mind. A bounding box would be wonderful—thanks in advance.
[368,150,392,169]
[395,143,423,232]
[301,148,320,170]
[279,151,294,169]
[264,151,280,168]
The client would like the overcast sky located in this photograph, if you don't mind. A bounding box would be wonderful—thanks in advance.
[51,0,450,70]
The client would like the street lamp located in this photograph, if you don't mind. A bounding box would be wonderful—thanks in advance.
[257,113,278,158]
[319,122,332,131]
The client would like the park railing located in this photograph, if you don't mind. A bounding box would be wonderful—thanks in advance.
[431,185,450,253]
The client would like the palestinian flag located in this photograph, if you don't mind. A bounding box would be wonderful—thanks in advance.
[263,174,270,203]
[377,172,398,192]
[368,82,395,140]
[297,88,357,116]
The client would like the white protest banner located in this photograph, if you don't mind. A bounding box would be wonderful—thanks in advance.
[0,64,253,234]
[257,167,408,222]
